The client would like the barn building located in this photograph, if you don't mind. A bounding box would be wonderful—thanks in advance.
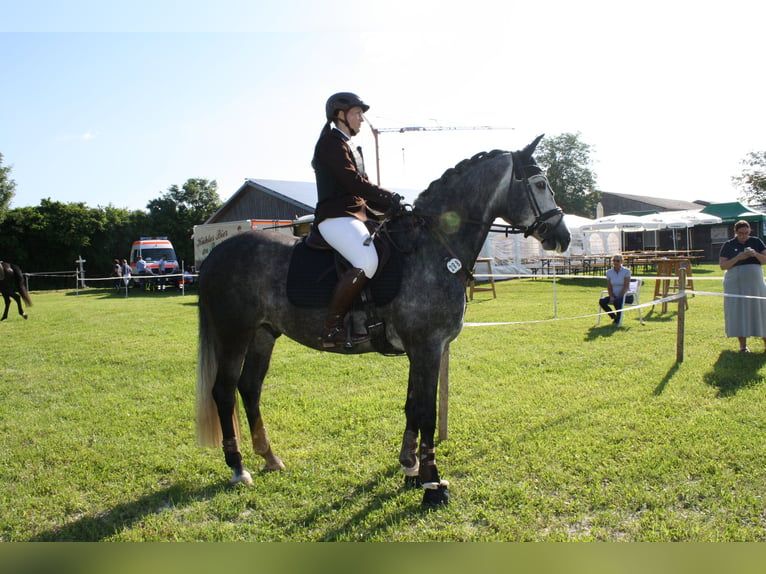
[204,179,316,224]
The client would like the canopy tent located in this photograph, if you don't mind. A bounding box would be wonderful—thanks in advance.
[700,202,766,225]
[578,214,657,252]
[578,213,649,233]
[636,210,723,250]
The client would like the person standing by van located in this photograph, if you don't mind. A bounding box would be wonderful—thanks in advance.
[113,258,122,289]
[121,259,131,288]
[158,255,167,290]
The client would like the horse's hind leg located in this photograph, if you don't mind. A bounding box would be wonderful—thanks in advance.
[239,327,285,472]
[212,346,254,485]
[12,293,28,319]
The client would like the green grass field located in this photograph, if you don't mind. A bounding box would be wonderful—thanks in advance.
[2,264,766,541]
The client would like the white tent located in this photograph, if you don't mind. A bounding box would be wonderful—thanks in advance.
[579,213,651,232]
[479,214,609,277]
[637,210,723,250]
[579,214,651,252]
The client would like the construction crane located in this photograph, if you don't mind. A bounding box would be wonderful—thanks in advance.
[367,121,514,186]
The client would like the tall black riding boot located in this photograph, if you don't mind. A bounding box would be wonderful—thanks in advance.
[320,267,369,348]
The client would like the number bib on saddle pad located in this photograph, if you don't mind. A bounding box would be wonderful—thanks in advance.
[286,239,402,308]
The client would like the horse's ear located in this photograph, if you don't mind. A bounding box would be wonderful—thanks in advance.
[523,134,545,156]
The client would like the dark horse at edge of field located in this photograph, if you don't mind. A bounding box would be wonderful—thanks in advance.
[0,261,32,321]
[195,135,570,506]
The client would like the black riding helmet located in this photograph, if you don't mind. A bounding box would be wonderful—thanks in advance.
[325,92,369,122]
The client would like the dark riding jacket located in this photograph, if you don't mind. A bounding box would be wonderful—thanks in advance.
[312,127,395,225]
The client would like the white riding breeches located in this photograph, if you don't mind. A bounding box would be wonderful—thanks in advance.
[318,217,379,278]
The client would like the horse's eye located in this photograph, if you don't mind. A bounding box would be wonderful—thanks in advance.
[535,180,547,190]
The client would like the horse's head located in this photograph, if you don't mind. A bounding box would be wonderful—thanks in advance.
[505,135,570,252]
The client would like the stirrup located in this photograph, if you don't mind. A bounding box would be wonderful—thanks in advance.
[320,326,370,349]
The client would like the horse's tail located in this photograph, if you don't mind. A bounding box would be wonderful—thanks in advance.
[195,304,240,447]
[12,264,32,307]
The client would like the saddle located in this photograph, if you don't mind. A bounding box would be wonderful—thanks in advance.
[287,220,401,307]
[286,219,405,354]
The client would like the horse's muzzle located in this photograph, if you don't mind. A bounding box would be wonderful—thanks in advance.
[527,210,570,252]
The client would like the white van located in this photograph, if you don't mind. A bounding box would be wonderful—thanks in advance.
[129,237,180,286]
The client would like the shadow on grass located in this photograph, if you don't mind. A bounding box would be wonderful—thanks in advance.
[653,362,680,395]
[280,466,431,541]
[703,350,766,397]
[30,466,425,541]
[29,481,225,541]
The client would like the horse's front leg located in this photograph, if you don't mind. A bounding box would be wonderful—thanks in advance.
[1,295,9,320]
[402,344,450,506]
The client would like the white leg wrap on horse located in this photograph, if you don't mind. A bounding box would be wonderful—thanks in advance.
[230,469,253,485]
[401,461,420,477]
[422,480,450,490]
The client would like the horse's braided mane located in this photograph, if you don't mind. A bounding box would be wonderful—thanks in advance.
[419,149,509,200]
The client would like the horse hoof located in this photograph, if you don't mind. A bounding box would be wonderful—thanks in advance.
[403,475,421,490]
[22,314,28,320]
[230,469,253,485]
[421,481,450,507]
[263,455,285,472]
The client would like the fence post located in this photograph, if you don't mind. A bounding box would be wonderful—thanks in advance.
[676,267,686,363]
[438,344,450,441]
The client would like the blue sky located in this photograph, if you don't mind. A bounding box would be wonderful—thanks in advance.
[1,0,764,212]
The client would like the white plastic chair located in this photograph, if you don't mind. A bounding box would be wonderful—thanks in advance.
[597,278,643,326]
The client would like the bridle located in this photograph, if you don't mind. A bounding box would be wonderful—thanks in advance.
[510,151,565,240]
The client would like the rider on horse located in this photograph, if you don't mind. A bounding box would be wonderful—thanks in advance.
[312,92,402,348]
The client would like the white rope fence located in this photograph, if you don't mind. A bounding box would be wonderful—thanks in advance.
[23,270,199,298]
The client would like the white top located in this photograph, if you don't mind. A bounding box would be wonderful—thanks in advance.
[606,266,631,297]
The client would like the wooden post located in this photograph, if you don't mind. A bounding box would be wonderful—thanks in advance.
[438,344,450,441]
[676,267,686,363]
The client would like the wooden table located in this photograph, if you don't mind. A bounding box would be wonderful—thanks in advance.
[652,258,694,312]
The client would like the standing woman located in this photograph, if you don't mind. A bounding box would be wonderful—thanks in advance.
[719,220,766,352]
[312,92,401,348]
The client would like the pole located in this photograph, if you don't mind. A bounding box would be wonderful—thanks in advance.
[676,267,686,363]
[75,255,87,289]
[438,344,450,441]
[372,128,381,186]
[552,260,557,318]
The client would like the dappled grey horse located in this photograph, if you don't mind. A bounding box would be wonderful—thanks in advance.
[196,135,570,506]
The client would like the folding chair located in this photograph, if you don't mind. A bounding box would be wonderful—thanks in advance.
[597,278,643,326]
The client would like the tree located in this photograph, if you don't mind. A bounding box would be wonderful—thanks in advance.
[146,178,223,266]
[733,151,766,205]
[534,133,599,218]
[0,152,17,223]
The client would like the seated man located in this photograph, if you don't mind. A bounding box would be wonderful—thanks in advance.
[599,254,631,325]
